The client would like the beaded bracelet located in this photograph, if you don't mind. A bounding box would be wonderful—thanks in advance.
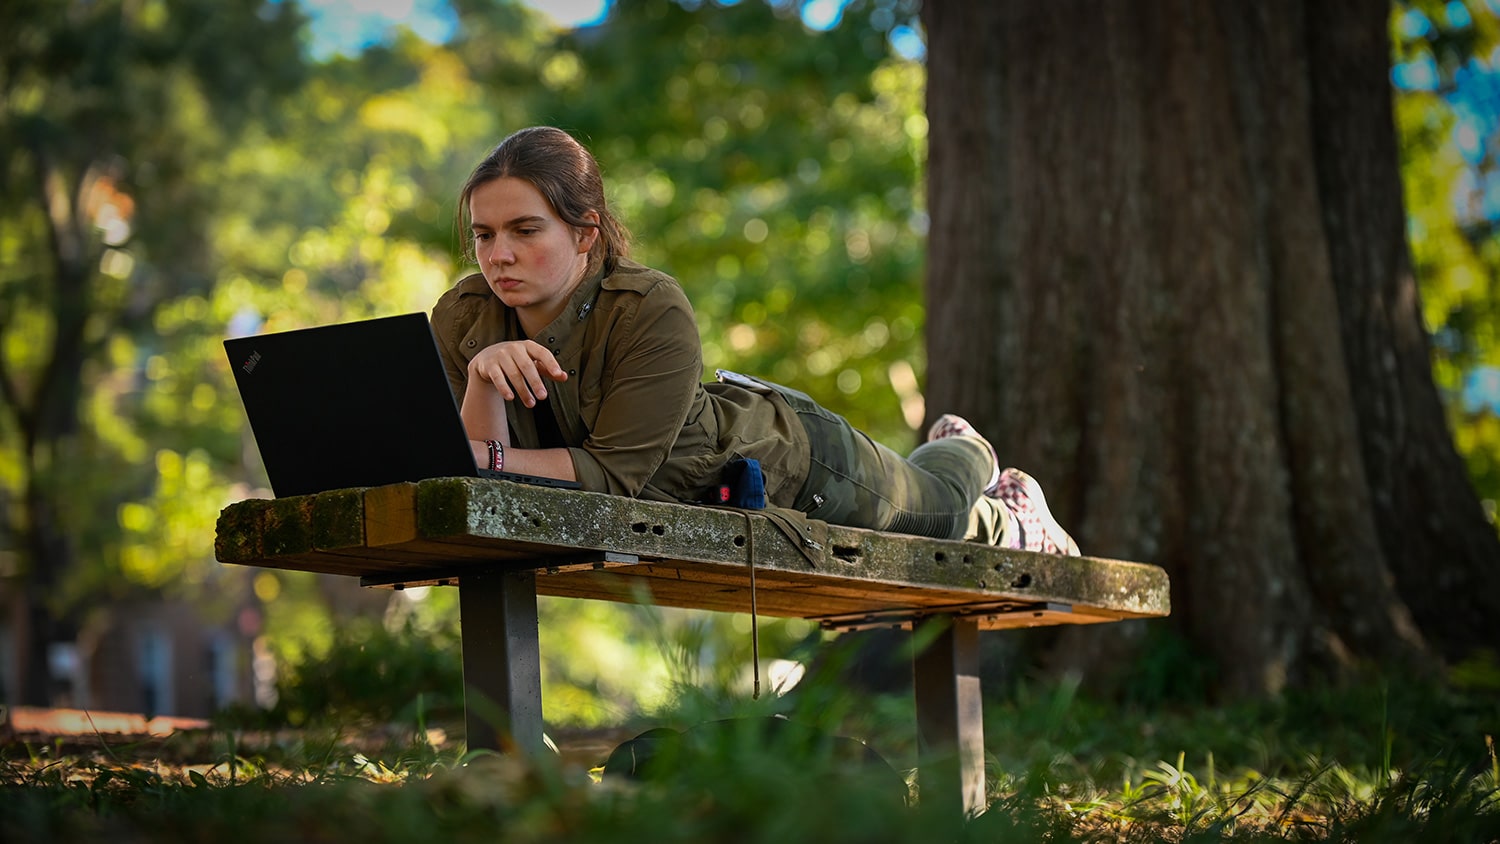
[486,440,505,472]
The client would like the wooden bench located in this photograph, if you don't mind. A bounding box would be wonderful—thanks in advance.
[215,477,1169,815]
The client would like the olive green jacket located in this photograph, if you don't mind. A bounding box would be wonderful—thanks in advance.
[431,259,810,506]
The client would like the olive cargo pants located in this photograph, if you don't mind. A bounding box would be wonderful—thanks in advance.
[762,378,1014,544]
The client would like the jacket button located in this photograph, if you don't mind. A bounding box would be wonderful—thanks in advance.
[568,370,576,376]
[466,339,476,348]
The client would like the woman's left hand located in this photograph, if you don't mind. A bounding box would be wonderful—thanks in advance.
[468,339,568,408]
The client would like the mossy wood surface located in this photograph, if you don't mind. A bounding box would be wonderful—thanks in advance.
[216,478,1170,631]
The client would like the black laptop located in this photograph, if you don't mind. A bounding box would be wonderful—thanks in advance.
[224,312,581,498]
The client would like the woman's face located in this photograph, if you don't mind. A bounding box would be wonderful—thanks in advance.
[469,176,598,334]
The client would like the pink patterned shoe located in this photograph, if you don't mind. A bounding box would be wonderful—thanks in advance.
[926,413,1000,495]
[993,468,1081,556]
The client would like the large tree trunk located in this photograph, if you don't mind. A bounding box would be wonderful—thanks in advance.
[922,0,1500,696]
[1305,0,1500,659]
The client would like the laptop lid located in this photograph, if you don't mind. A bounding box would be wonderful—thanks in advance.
[224,312,579,497]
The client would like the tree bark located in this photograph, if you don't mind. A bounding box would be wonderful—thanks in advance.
[1305,0,1500,659]
[923,0,1494,696]
[7,147,95,706]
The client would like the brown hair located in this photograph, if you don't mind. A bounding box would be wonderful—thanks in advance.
[458,126,631,278]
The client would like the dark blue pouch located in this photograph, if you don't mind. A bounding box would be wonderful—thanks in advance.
[713,458,766,509]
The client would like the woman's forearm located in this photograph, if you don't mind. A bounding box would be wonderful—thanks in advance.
[460,376,511,446]
[501,446,577,481]
[462,377,578,481]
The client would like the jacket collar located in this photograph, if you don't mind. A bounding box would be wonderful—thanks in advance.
[528,266,605,349]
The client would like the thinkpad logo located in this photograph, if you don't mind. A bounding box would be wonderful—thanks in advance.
[241,350,262,374]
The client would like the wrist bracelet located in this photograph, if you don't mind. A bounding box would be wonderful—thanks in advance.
[486,440,505,472]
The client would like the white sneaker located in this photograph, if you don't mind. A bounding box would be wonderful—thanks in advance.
[993,467,1081,556]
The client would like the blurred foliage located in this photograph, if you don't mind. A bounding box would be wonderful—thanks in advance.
[265,579,826,729]
[1393,0,1500,512]
[539,0,928,442]
[0,0,308,616]
[1,0,925,717]
[272,614,465,728]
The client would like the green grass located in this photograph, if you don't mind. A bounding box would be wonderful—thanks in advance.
[3,672,1497,843]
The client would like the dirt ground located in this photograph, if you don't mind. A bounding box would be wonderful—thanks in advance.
[1,704,638,777]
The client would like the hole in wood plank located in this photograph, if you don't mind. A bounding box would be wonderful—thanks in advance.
[733,535,746,547]
[1009,572,1033,589]
[632,522,648,533]
[832,545,861,563]
[653,524,665,536]
[934,551,947,563]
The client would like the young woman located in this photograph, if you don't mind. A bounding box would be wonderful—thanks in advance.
[432,126,1078,556]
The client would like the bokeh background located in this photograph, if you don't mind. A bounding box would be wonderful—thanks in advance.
[2,0,1497,730]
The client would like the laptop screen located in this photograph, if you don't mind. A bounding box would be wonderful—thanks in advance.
[224,312,579,497]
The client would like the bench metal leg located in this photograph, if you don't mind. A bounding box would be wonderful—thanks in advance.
[458,569,545,755]
[913,615,985,817]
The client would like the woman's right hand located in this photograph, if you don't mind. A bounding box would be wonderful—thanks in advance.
[468,340,569,408]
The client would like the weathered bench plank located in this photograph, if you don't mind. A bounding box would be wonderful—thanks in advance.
[215,477,1170,818]
[216,477,1169,631]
